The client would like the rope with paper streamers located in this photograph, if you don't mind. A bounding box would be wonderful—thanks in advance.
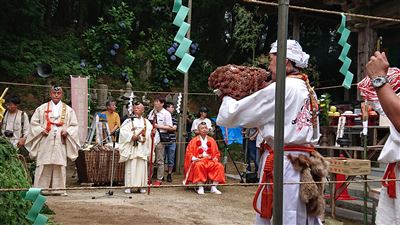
[172,0,195,74]
[337,13,354,90]
[176,92,182,114]
[22,188,48,225]
[127,92,135,115]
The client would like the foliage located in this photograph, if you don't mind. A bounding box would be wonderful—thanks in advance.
[0,0,46,35]
[301,56,320,87]
[136,29,176,90]
[318,93,332,126]
[82,2,136,81]
[0,137,31,225]
[232,4,264,65]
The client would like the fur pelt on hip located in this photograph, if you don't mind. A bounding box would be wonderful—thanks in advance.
[287,151,329,217]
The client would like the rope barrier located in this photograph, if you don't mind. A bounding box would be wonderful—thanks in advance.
[244,0,400,23]
[0,81,215,96]
[1,178,397,193]
[0,79,366,94]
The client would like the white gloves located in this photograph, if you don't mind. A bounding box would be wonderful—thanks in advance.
[192,156,199,162]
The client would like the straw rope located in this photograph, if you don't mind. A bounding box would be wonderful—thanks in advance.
[0,178,397,192]
[244,0,400,23]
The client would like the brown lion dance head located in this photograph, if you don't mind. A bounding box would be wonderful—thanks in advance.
[208,64,270,100]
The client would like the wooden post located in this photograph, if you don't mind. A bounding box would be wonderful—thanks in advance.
[176,0,192,174]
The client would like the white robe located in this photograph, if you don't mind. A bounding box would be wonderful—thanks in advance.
[375,121,400,225]
[25,101,80,189]
[119,117,153,187]
[217,77,321,225]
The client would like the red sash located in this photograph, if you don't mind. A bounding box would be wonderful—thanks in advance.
[382,162,397,198]
[253,143,315,219]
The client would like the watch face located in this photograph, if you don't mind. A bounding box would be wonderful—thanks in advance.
[372,77,386,88]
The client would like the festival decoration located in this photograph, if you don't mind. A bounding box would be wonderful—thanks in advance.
[337,13,354,89]
[23,188,48,225]
[127,92,135,115]
[171,0,195,74]
[176,92,182,114]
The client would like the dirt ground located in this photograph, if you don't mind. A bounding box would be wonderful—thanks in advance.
[46,174,257,225]
[45,162,363,225]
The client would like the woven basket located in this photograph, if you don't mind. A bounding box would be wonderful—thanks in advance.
[76,145,125,185]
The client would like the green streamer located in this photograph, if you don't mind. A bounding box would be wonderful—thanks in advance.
[171,2,195,73]
[173,6,189,27]
[23,188,48,225]
[337,13,353,89]
[175,37,192,58]
[174,22,190,43]
[177,53,195,74]
[172,0,182,13]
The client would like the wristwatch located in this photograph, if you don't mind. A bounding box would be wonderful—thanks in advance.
[371,76,388,89]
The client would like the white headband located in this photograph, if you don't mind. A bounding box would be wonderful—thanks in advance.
[269,40,310,68]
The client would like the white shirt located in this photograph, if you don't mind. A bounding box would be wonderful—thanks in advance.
[148,108,173,144]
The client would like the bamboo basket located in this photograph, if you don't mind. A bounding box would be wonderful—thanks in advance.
[76,145,125,185]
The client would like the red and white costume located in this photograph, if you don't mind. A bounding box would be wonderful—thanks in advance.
[216,40,322,225]
[183,135,225,185]
[375,120,400,225]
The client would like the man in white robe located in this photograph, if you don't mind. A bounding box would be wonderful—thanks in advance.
[364,51,400,225]
[119,102,153,194]
[25,86,80,195]
[216,40,322,225]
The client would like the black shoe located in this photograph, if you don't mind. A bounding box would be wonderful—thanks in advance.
[167,174,172,182]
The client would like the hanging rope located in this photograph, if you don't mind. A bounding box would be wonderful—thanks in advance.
[244,0,400,23]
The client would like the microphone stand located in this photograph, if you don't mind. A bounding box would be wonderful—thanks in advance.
[91,115,138,199]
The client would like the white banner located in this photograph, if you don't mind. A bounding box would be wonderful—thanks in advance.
[70,76,88,144]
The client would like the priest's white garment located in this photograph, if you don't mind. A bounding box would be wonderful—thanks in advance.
[217,77,322,225]
[25,101,80,190]
[119,117,153,187]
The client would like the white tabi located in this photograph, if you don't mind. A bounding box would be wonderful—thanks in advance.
[217,77,321,225]
[375,120,400,225]
[119,117,153,188]
[25,101,80,191]
[1,110,30,147]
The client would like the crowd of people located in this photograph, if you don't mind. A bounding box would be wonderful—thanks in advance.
[1,39,398,224]
[0,88,224,195]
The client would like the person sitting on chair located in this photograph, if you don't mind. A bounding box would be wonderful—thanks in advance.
[183,122,225,195]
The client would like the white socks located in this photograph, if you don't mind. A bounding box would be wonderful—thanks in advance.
[211,186,222,194]
[197,186,205,195]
